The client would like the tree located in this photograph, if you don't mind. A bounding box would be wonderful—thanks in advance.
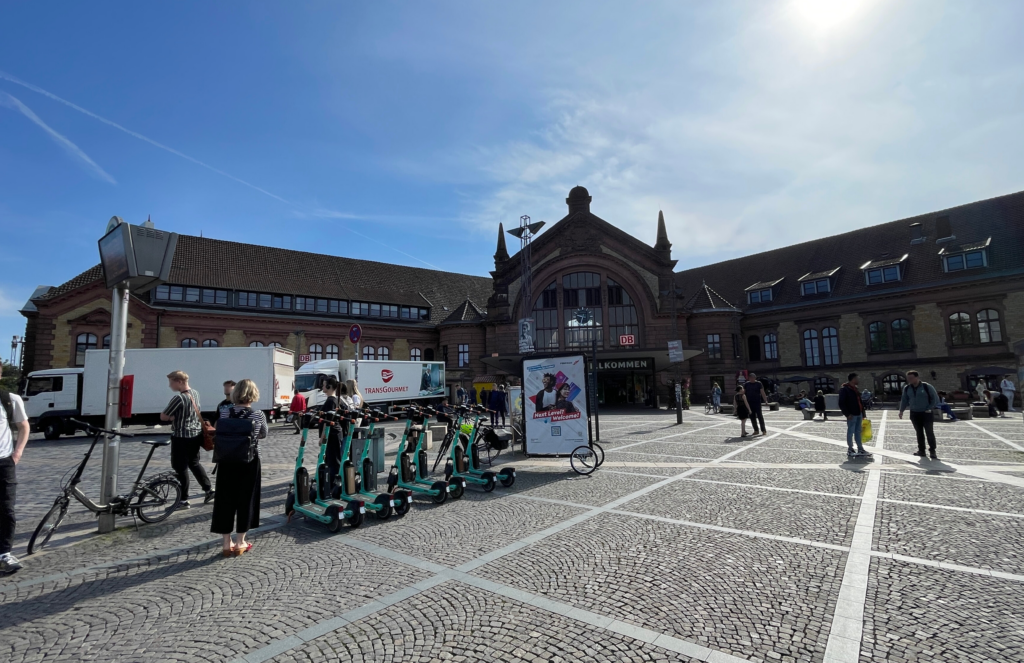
[1,361,21,392]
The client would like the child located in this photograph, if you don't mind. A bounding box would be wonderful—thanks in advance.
[813,390,827,421]
[734,385,752,437]
[937,391,959,422]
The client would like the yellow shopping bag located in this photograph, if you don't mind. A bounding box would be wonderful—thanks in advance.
[861,418,873,443]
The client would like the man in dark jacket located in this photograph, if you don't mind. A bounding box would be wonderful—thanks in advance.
[837,373,868,457]
[899,370,940,460]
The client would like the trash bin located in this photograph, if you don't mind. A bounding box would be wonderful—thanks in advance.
[350,426,386,478]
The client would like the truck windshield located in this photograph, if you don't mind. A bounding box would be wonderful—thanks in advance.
[26,376,63,396]
[294,373,324,392]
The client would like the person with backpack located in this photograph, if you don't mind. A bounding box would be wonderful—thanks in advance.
[898,370,940,460]
[838,373,869,458]
[160,371,214,508]
[212,379,268,556]
[0,365,30,575]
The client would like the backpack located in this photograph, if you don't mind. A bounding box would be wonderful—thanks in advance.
[213,408,259,464]
[0,389,12,426]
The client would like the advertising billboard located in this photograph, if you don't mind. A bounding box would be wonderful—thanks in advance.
[351,361,445,402]
[523,354,589,455]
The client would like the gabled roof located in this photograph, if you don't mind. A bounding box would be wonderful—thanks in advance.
[440,299,486,325]
[744,278,784,292]
[798,267,841,282]
[684,282,738,312]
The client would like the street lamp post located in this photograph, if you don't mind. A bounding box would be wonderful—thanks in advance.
[573,307,600,442]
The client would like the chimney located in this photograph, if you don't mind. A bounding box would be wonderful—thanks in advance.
[935,215,954,242]
[909,222,923,244]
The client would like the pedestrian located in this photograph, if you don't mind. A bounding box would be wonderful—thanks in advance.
[468,384,477,406]
[974,380,987,404]
[345,379,365,410]
[813,390,827,421]
[456,385,465,405]
[797,391,813,410]
[838,373,869,458]
[160,371,214,508]
[480,387,491,412]
[489,384,508,426]
[861,388,873,411]
[995,391,1010,417]
[898,370,940,460]
[937,391,959,422]
[1001,374,1017,412]
[288,388,307,434]
[212,379,268,556]
[0,365,30,575]
[711,382,722,413]
[984,390,999,418]
[734,385,752,437]
[742,372,768,436]
[214,380,235,422]
[320,378,349,487]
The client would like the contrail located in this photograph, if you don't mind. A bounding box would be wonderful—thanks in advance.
[0,69,288,204]
[0,91,116,184]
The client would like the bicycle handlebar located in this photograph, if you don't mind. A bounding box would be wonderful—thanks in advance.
[69,419,134,437]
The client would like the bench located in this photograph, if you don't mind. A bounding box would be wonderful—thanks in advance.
[934,407,973,421]
[768,402,779,411]
[718,404,734,415]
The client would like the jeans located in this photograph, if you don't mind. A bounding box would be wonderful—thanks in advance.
[908,410,937,454]
[712,394,721,412]
[846,415,864,453]
[749,405,766,434]
[490,410,505,427]
[171,434,212,498]
[0,457,15,555]
[939,403,957,421]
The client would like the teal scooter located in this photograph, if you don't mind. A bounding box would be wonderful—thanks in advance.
[386,405,465,503]
[285,411,365,531]
[332,408,411,519]
[439,405,516,491]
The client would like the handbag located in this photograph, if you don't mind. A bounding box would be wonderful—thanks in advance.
[861,418,873,443]
[189,392,216,452]
[213,408,259,464]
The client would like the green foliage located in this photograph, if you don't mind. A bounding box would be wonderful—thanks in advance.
[1,361,21,392]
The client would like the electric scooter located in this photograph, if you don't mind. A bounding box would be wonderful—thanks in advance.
[440,406,515,491]
[284,411,366,531]
[386,405,465,503]
[332,408,412,519]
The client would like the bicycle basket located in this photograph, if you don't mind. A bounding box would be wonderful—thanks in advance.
[484,428,511,451]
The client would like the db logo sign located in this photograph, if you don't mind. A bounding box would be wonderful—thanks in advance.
[381,369,394,383]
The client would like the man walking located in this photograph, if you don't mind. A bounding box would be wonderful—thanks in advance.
[0,365,30,575]
[456,385,466,406]
[160,371,214,508]
[899,370,940,460]
[288,387,306,434]
[838,373,868,458]
[743,373,768,435]
[1001,374,1017,412]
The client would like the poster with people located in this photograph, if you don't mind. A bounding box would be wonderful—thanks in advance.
[522,355,589,455]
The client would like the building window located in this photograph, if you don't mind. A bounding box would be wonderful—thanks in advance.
[747,288,772,304]
[294,297,315,312]
[401,306,429,320]
[424,348,435,361]
[351,302,370,316]
[822,327,839,365]
[803,329,821,366]
[865,265,902,285]
[891,319,912,350]
[458,344,470,367]
[943,249,986,272]
[868,321,888,352]
[325,344,339,359]
[259,294,273,308]
[801,279,830,296]
[814,377,835,393]
[155,284,169,300]
[102,334,111,349]
[237,292,258,307]
[607,279,639,347]
[949,312,973,346]
[564,273,603,349]
[249,341,264,348]
[75,333,97,366]
[328,300,348,315]
[202,339,218,347]
[201,289,229,305]
[362,345,375,360]
[410,348,422,361]
[181,338,198,348]
[747,335,762,361]
[185,287,200,303]
[882,373,906,396]
[977,309,1002,343]
[316,299,329,313]
[763,333,778,360]
[377,347,390,360]
[706,334,722,359]
[269,342,283,348]
[309,343,323,360]
[533,282,559,351]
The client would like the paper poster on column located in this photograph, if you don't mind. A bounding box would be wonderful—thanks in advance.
[523,355,589,455]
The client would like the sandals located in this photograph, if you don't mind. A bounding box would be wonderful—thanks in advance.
[222,545,236,558]
[236,542,254,556]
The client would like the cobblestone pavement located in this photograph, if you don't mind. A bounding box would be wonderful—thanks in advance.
[2,409,1023,662]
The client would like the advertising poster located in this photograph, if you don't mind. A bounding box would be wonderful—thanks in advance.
[518,318,535,353]
[353,361,445,403]
[523,355,589,455]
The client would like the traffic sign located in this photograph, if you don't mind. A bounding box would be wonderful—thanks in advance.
[349,324,362,344]
[619,334,635,346]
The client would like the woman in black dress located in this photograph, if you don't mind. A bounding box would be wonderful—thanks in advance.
[734,385,752,437]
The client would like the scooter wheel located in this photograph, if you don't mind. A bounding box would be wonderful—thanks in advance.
[483,474,496,493]
[394,491,411,516]
[345,510,364,528]
[374,494,393,520]
[386,469,398,493]
[430,481,448,504]
[285,490,295,516]
[499,469,516,488]
[327,508,343,533]
[448,480,464,500]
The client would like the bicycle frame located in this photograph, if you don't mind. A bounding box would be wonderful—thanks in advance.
[65,428,165,514]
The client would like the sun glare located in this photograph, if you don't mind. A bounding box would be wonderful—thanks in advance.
[791,0,867,32]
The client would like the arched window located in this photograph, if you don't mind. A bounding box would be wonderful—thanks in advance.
[202,339,218,347]
[181,338,198,348]
[814,377,835,393]
[763,333,778,360]
[882,373,906,396]
[377,347,390,360]
[949,312,973,346]
[325,344,339,359]
[424,348,435,361]
[75,333,97,366]
[308,343,322,360]
[532,282,559,350]
[747,335,762,361]
[822,327,839,365]
[607,279,638,347]
[891,319,912,351]
[102,334,111,349]
[563,272,603,349]
[977,309,1002,343]
[249,341,265,348]
[410,348,422,361]
[868,322,888,352]
[362,345,375,360]
[269,342,283,348]
[803,329,821,366]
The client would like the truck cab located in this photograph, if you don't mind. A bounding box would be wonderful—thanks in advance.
[294,359,341,409]
[22,368,84,439]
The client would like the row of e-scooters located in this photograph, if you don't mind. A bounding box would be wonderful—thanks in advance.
[285,403,516,531]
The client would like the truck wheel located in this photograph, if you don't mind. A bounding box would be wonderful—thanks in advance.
[43,420,62,440]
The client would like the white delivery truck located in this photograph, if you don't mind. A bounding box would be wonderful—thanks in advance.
[295,359,445,410]
[22,346,295,439]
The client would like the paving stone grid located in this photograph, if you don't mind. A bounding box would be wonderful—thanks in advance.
[2,409,1023,663]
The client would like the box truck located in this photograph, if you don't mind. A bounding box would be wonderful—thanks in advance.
[22,346,295,439]
[295,359,445,410]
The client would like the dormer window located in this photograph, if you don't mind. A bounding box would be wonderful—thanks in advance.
[798,267,839,296]
[861,255,907,285]
[939,238,990,273]
[802,279,830,295]
[744,278,783,305]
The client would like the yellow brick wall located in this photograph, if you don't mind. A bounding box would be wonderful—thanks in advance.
[52,298,145,367]
[393,339,409,360]
[912,304,949,358]
[777,321,800,366]
[222,330,247,347]
[158,324,176,349]
[1004,292,1024,347]
[838,314,866,363]
[342,338,356,360]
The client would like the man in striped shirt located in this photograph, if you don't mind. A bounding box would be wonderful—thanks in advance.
[160,370,214,508]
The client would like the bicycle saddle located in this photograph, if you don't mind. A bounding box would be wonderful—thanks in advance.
[141,439,171,447]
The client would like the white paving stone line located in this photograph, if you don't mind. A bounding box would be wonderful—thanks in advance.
[964,420,1024,453]
[877,498,1024,519]
[868,551,1024,582]
[603,420,734,452]
[822,410,885,663]
[679,476,863,500]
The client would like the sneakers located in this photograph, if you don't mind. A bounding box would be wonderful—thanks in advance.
[204,490,216,504]
[179,500,192,510]
[0,553,23,576]
[913,451,926,458]
[930,454,939,460]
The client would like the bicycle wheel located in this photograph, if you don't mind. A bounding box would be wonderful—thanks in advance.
[135,477,182,524]
[485,441,501,465]
[27,498,70,555]
[592,441,605,467]
[570,446,598,475]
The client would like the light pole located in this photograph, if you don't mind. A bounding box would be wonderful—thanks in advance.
[573,307,600,442]
[661,286,685,424]
[507,215,545,351]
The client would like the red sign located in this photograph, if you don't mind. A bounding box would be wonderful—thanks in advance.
[381,369,394,383]
[299,354,311,363]
[349,324,362,344]
[119,375,134,419]
[619,334,636,346]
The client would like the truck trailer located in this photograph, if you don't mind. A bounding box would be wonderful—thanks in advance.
[295,359,445,410]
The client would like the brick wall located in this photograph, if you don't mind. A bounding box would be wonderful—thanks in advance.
[838,314,867,363]
[777,321,800,366]
[912,304,948,358]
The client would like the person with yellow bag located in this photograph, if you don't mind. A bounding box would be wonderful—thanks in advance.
[838,373,873,459]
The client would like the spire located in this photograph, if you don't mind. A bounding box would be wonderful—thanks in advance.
[494,222,509,262]
[654,210,671,251]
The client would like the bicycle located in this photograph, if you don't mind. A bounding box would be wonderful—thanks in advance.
[27,419,182,555]
[569,442,605,475]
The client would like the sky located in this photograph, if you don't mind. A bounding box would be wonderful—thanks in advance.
[2,0,1023,364]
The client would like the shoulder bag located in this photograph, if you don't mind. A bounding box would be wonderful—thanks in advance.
[189,392,217,451]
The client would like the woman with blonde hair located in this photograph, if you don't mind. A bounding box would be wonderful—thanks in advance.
[345,379,365,410]
[212,379,267,556]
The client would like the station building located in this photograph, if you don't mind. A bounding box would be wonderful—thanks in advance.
[20,186,1024,405]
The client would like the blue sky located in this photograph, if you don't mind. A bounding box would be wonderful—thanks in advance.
[2,1,1023,363]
